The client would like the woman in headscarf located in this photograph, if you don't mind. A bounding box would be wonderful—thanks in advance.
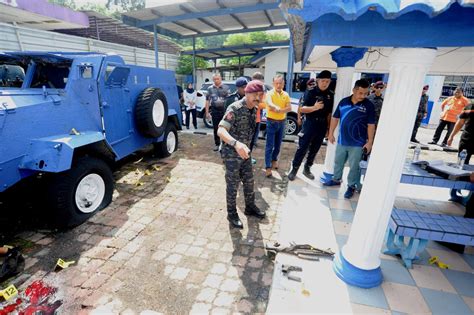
[183,82,198,129]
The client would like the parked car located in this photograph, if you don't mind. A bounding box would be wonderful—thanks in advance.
[0,51,182,228]
[195,81,301,136]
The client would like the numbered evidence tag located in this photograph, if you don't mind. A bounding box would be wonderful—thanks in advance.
[55,258,75,270]
[0,284,18,301]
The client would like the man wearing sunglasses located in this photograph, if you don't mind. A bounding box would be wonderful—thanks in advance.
[367,81,385,127]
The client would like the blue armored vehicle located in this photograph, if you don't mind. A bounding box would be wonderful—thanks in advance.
[0,51,181,227]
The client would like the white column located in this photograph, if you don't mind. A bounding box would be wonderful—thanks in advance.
[342,48,437,272]
[322,67,355,176]
[425,75,445,126]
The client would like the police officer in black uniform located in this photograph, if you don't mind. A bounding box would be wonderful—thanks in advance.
[225,77,248,109]
[217,80,266,229]
[288,70,334,181]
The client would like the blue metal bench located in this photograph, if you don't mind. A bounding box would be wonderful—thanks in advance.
[360,161,474,206]
[385,209,474,268]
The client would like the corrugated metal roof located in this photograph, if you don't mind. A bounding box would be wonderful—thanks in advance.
[122,0,288,38]
[181,40,289,59]
[55,11,181,55]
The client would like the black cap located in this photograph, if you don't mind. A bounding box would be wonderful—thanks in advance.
[317,70,332,79]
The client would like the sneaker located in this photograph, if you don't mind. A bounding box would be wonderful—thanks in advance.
[344,186,355,199]
[251,158,257,165]
[322,179,341,186]
[411,139,419,143]
[428,141,437,145]
[441,143,447,147]
[213,145,219,152]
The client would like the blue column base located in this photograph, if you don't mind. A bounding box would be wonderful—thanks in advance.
[320,172,333,184]
[333,250,383,288]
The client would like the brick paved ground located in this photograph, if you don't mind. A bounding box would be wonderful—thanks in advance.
[0,126,465,314]
[0,132,297,314]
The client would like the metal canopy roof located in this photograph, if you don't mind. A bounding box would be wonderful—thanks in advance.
[56,11,181,55]
[181,40,289,59]
[122,0,287,38]
[0,0,89,30]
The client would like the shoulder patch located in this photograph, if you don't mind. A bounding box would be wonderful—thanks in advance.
[225,112,234,121]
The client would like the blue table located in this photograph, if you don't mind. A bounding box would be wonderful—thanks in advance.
[360,161,474,204]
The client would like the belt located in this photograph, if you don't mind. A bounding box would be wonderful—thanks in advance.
[267,117,286,122]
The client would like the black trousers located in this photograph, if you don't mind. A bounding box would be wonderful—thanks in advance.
[185,108,197,129]
[411,115,423,141]
[292,118,327,168]
[211,109,225,146]
[432,119,455,145]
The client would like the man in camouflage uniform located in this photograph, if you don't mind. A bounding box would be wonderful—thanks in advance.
[217,80,266,229]
[411,85,429,143]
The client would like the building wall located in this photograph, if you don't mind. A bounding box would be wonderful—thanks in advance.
[0,22,179,71]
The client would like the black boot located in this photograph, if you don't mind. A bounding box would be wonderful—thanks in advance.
[244,204,266,219]
[303,165,315,180]
[227,212,243,229]
[288,166,299,181]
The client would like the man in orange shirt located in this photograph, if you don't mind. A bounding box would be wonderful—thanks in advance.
[429,87,469,146]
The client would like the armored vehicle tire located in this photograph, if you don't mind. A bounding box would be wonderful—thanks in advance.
[203,116,213,129]
[135,88,169,138]
[154,124,178,158]
[47,156,114,228]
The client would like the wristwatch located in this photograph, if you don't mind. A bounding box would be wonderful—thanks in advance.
[230,139,237,147]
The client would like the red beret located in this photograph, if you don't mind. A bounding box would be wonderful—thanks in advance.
[244,80,264,93]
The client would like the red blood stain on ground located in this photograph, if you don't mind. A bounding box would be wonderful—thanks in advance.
[0,280,62,315]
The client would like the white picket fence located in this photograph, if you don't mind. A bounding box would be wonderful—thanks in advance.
[0,22,179,70]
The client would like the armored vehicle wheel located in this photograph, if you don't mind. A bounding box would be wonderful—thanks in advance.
[203,116,213,129]
[135,88,169,138]
[47,156,114,228]
[154,124,178,158]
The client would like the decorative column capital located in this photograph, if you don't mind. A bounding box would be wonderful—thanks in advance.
[330,47,367,67]
[389,48,437,67]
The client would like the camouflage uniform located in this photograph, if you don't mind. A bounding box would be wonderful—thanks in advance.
[219,98,257,214]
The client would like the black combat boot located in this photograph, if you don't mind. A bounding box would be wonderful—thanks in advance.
[244,204,266,219]
[303,165,315,180]
[227,212,243,229]
[287,166,299,181]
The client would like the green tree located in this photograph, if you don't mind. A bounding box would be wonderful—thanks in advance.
[175,55,209,75]
[105,0,145,11]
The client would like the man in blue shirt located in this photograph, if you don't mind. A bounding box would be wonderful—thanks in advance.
[324,79,376,199]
